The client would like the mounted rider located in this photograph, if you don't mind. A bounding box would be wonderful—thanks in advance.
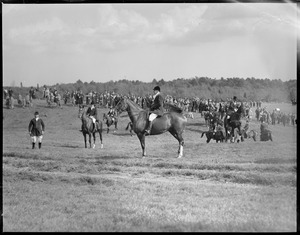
[86,102,99,132]
[107,106,117,123]
[144,86,164,135]
[226,96,238,121]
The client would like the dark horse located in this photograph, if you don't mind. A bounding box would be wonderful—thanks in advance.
[224,103,244,143]
[115,98,187,158]
[103,113,118,133]
[78,105,103,148]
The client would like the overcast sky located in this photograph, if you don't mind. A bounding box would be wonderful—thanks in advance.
[2,2,298,87]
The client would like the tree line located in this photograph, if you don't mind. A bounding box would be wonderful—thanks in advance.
[4,77,297,103]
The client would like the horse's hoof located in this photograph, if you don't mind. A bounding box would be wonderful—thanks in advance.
[100,144,103,149]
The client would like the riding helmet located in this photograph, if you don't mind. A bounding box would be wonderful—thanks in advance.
[153,86,160,92]
[34,111,39,115]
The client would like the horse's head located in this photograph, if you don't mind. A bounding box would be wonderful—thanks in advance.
[78,105,85,119]
[115,97,127,114]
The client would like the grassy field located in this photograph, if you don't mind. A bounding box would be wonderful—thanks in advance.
[2,100,297,232]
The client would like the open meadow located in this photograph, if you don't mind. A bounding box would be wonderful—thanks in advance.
[2,99,297,232]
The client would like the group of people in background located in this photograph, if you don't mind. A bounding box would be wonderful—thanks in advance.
[4,85,297,147]
[3,86,296,120]
[255,106,296,126]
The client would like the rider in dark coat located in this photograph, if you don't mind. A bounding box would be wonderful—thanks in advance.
[227,96,238,121]
[144,86,164,135]
[150,88,164,116]
[86,102,99,132]
[107,106,117,122]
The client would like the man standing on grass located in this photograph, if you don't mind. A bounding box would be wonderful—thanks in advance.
[28,111,45,149]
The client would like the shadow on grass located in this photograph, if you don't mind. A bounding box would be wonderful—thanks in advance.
[95,155,133,160]
[112,132,135,137]
[55,144,81,148]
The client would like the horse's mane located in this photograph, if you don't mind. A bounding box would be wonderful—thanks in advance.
[125,98,144,111]
[163,102,183,113]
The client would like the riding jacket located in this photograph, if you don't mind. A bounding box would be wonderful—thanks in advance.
[150,92,164,116]
[28,118,45,137]
[86,106,98,121]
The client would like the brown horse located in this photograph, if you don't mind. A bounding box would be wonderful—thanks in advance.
[103,113,118,133]
[115,98,187,158]
[78,105,103,149]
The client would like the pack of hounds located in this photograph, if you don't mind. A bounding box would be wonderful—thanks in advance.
[201,122,272,143]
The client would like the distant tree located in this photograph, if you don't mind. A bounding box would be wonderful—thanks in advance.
[158,79,165,86]
[152,78,157,84]
[289,87,297,102]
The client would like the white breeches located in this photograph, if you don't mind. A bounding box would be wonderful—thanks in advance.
[31,135,43,143]
[149,113,158,121]
[90,116,96,123]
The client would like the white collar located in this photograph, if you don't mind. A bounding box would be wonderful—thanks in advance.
[153,91,160,99]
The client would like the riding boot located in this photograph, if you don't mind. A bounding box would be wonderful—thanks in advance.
[39,142,42,149]
[144,120,153,135]
[32,143,35,149]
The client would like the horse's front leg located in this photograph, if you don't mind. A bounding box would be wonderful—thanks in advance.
[97,123,104,149]
[230,129,235,143]
[238,126,244,142]
[177,136,184,158]
[92,133,96,149]
[137,134,146,157]
[83,134,87,148]
[88,133,92,148]
[98,130,104,148]
[169,131,184,158]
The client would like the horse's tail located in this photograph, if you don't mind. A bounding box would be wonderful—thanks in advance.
[201,131,206,138]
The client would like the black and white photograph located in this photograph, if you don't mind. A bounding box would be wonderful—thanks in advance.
[2,0,297,232]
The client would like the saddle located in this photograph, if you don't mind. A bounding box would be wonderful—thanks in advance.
[146,110,162,119]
